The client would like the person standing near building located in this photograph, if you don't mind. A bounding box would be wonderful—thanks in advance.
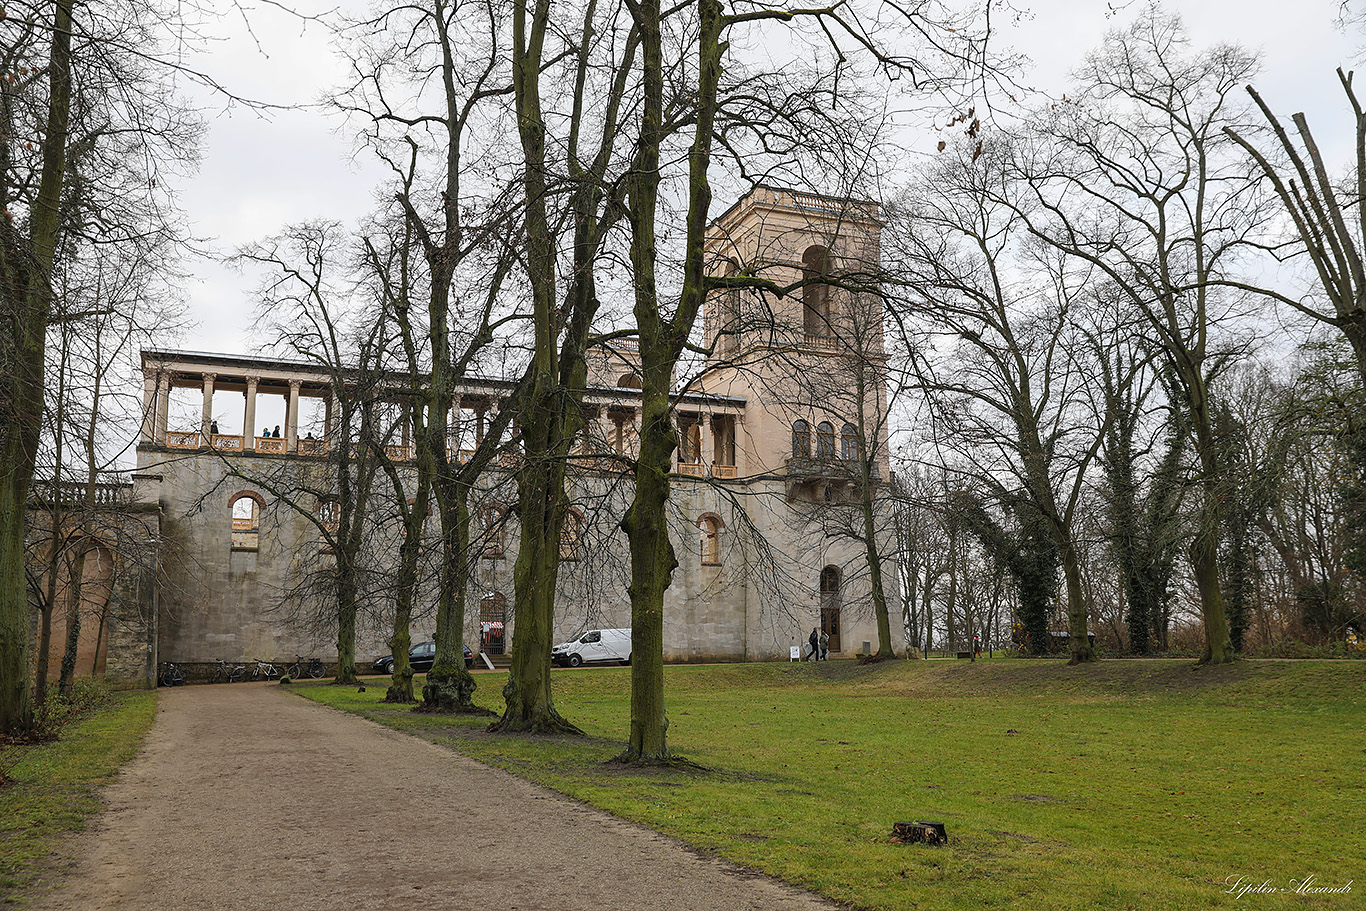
[819,627,830,661]
[808,627,820,662]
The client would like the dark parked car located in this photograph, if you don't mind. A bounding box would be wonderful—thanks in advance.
[372,641,474,674]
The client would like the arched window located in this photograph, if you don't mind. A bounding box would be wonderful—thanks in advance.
[229,491,264,551]
[792,420,811,458]
[802,245,831,338]
[820,565,840,595]
[317,497,340,533]
[841,423,858,461]
[816,421,835,459]
[617,373,643,389]
[698,514,723,566]
[719,259,740,352]
[560,508,584,561]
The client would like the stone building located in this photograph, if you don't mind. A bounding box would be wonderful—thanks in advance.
[111,187,897,682]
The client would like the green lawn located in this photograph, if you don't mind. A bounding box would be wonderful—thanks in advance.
[0,690,158,903]
[301,659,1364,911]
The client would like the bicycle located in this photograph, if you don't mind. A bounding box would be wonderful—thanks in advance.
[252,659,282,681]
[287,655,325,679]
[158,662,186,687]
[212,658,248,683]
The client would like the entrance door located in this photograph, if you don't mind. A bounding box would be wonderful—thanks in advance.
[480,593,507,655]
[820,608,841,654]
[819,566,841,654]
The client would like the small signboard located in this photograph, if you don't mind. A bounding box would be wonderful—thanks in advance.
[789,645,801,662]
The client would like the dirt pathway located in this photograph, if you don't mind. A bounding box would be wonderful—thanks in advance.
[29,683,841,911]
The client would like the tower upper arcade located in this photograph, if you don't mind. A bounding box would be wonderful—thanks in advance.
[703,186,882,359]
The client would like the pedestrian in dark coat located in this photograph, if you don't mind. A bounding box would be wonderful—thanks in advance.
[809,627,820,661]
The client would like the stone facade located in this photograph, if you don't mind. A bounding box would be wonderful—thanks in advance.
[130,187,898,670]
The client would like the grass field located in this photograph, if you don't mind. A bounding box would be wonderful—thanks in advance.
[301,659,1364,910]
[0,690,158,903]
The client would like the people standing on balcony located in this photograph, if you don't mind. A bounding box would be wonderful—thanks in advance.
[210,421,219,435]
[271,425,281,438]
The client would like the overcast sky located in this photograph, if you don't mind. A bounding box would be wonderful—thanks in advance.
[171,0,1363,356]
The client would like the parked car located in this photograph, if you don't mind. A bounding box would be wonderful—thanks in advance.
[372,641,474,674]
[552,628,632,667]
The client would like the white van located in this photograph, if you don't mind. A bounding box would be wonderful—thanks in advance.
[552,628,632,667]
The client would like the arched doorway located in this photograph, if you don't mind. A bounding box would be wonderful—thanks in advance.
[819,566,841,654]
[480,592,507,655]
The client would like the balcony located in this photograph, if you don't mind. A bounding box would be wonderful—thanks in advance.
[785,456,880,481]
[255,436,285,453]
[167,431,200,449]
[298,438,329,456]
[212,434,244,452]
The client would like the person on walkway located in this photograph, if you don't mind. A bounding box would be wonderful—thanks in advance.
[808,627,820,662]
[819,628,830,661]
[272,425,281,438]
[210,420,219,435]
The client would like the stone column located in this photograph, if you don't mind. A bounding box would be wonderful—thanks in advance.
[200,373,216,444]
[243,376,259,451]
[698,412,712,471]
[154,372,171,446]
[140,371,157,445]
[286,380,302,452]
[325,392,338,441]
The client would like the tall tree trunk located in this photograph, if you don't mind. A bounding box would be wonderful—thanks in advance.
[0,0,74,732]
[1058,539,1095,664]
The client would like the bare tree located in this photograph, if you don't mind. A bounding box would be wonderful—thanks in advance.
[1017,8,1267,663]
[2,0,199,730]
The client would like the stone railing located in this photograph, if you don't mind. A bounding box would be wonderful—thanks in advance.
[298,438,329,456]
[167,431,200,449]
[28,479,133,508]
[255,437,286,454]
[212,434,244,452]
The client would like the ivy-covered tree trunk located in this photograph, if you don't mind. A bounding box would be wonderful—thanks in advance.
[1190,391,1234,665]
[56,543,88,697]
[382,463,428,704]
[423,490,477,711]
[0,0,74,733]
[1058,539,1095,664]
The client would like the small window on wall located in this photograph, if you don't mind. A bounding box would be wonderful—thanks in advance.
[699,514,722,566]
[792,420,811,458]
[480,503,506,557]
[230,492,263,550]
[560,509,584,561]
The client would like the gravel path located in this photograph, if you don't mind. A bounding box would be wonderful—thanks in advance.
[29,683,841,911]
